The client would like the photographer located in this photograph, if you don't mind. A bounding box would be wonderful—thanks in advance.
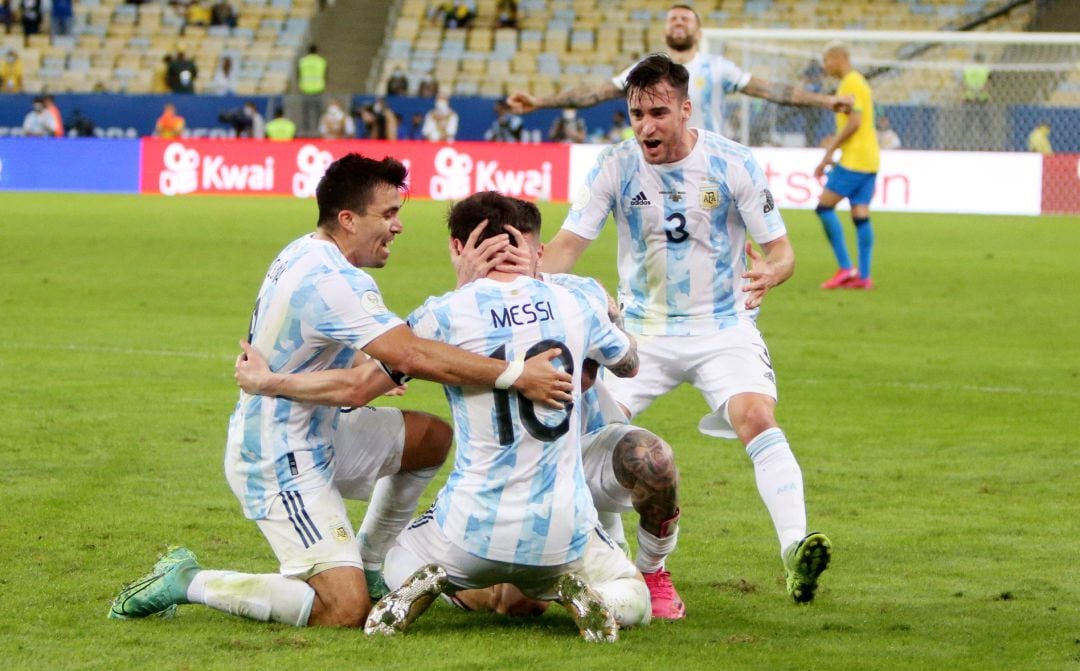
[218,101,265,139]
[483,100,523,142]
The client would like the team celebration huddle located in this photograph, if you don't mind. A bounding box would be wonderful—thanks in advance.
[108,10,844,643]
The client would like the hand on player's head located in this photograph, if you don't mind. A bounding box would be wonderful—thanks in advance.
[452,219,520,287]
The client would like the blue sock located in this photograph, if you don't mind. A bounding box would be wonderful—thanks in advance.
[853,217,874,279]
[815,205,851,269]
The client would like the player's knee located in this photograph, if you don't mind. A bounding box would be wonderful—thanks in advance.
[403,411,453,469]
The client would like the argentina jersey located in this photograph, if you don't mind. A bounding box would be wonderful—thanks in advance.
[614,52,751,134]
[225,234,404,520]
[564,129,787,337]
[407,275,630,566]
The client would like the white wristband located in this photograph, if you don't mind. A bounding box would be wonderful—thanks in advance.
[494,360,525,390]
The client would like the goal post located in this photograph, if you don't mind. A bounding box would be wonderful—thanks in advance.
[699,28,1080,154]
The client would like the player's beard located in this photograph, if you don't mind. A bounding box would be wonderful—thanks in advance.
[665,32,695,53]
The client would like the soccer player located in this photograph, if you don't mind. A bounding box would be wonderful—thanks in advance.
[814,42,879,291]
[367,191,650,642]
[507,4,852,134]
[541,54,833,605]
[451,200,685,620]
[108,154,573,628]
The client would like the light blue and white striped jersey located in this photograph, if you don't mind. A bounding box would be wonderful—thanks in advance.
[564,129,787,337]
[614,52,751,134]
[408,274,630,566]
[542,273,629,436]
[226,234,404,519]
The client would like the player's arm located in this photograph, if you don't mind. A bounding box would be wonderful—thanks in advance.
[235,341,397,407]
[814,108,863,178]
[741,75,854,113]
[507,81,622,115]
[742,237,794,310]
[538,229,592,274]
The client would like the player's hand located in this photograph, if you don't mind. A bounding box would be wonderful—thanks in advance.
[507,91,538,115]
[451,220,531,287]
[514,347,574,409]
[741,242,777,310]
[813,157,832,179]
[383,384,408,397]
[235,340,277,395]
[831,94,854,114]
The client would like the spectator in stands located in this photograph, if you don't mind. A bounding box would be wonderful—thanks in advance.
[154,103,186,138]
[404,112,424,140]
[208,55,237,95]
[548,108,586,143]
[67,108,95,137]
[22,96,56,136]
[876,114,901,150]
[386,67,409,96]
[167,44,199,94]
[356,97,398,141]
[0,2,12,35]
[484,99,523,142]
[417,75,438,99]
[1027,121,1052,155]
[50,0,73,37]
[298,44,327,137]
[494,0,517,29]
[422,95,458,142]
[210,1,237,29]
[186,1,212,28]
[20,0,42,37]
[430,1,475,29]
[318,98,355,139]
[265,107,296,141]
[1,48,23,93]
[43,94,62,137]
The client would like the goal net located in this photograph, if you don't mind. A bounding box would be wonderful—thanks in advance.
[701,27,1080,153]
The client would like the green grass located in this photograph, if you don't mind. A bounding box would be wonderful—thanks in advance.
[1,192,1077,670]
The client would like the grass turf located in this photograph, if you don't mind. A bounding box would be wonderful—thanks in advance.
[0,192,1077,670]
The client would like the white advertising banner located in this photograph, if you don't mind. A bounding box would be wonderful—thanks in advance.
[569,145,1044,216]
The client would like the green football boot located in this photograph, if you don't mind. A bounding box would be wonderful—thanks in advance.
[108,546,200,620]
[783,532,832,604]
[365,568,391,602]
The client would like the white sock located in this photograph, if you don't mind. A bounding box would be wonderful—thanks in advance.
[635,525,678,574]
[746,428,806,552]
[358,466,439,570]
[596,511,627,548]
[187,570,315,626]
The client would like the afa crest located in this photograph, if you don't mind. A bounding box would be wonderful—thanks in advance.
[699,186,720,209]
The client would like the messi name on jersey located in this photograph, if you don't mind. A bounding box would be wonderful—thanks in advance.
[491,300,555,329]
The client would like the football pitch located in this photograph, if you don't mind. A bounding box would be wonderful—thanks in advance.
[1,192,1077,670]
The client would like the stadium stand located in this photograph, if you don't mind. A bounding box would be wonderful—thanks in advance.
[1,0,317,94]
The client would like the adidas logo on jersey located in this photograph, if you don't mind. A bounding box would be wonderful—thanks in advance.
[630,191,651,208]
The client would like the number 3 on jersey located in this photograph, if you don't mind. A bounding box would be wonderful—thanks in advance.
[665,212,689,243]
[489,340,574,446]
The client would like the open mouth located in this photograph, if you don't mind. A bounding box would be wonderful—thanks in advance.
[643,140,662,150]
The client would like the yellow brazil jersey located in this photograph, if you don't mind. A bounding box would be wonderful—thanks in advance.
[836,70,880,173]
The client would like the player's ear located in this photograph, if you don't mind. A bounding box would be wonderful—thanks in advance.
[337,209,355,233]
[450,238,464,254]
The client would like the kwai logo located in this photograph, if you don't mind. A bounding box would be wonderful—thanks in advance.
[159,142,200,195]
[429,147,552,201]
[292,145,334,198]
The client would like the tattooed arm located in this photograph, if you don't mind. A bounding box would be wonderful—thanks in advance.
[742,75,854,113]
[507,81,623,115]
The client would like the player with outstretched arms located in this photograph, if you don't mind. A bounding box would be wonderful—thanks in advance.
[541,54,833,606]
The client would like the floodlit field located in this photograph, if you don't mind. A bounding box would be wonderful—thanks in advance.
[1,192,1077,670]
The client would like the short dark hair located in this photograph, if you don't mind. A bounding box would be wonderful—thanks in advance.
[315,153,408,229]
[447,191,541,245]
[624,53,690,101]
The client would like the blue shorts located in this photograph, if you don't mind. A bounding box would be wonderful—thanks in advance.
[824,165,877,205]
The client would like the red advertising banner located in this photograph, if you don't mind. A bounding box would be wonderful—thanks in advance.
[139,138,571,201]
[1041,154,1080,215]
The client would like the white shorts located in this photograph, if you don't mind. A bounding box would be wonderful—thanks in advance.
[386,514,637,601]
[247,406,406,580]
[603,322,778,439]
[332,406,405,500]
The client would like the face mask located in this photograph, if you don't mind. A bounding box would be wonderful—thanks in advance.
[436,101,449,113]
[562,110,575,120]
